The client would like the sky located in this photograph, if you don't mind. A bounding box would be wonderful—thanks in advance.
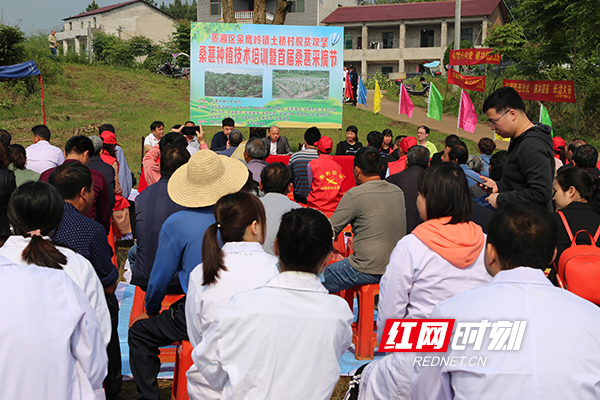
[1,0,134,35]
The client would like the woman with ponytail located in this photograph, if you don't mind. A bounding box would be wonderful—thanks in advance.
[185,191,279,400]
[553,166,600,263]
[189,208,353,400]
[0,181,111,345]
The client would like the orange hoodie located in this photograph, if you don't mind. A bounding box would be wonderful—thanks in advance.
[412,217,485,269]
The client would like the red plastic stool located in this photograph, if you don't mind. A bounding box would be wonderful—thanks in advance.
[171,340,193,400]
[107,220,118,267]
[344,283,379,360]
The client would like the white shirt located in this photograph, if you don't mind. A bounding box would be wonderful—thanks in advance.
[359,234,491,400]
[25,140,65,174]
[144,133,159,148]
[270,140,277,155]
[0,236,112,346]
[0,255,107,400]
[185,242,279,399]
[411,267,600,400]
[190,271,353,400]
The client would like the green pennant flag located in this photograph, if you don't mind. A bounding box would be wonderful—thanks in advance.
[540,104,553,137]
[427,82,443,121]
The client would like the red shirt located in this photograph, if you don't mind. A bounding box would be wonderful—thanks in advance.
[307,155,346,213]
[387,155,407,176]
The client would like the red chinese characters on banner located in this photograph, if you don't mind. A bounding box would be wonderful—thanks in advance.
[449,48,501,66]
[503,80,575,103]
[447,69,486,92]
[199,45,336,68]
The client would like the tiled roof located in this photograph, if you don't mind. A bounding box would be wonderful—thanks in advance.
[64,0,174,21]
[322,0,503,24]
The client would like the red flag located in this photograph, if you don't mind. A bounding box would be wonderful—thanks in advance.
[458,90,478,133]
[449,48,501,66]
[503,79,575,103]
[398,82,414,118]
[344,71,354,100]
[447,69,486,92]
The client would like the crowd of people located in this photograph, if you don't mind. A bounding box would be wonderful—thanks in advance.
[1,85,600,400]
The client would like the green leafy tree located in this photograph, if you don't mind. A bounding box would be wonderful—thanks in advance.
[85,1,100,12]
[160,0,197,21]
[0,24,26,66]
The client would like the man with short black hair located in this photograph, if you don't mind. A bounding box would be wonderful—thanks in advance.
[571,144,600,179]
[416,125,437,156]
[387,145,429,233]
[411,202,600,400]
[144,121,165,154]
[366,131,384,152]
[322,147,406,292]
[39,135,111,234]
[245,137,269,182]
[220,129,244,157]
[48,162,122,400]
[480,87,554,210]
[259,163,302,255]
[210,117,235,152]
[288,126,321,204]
[442,139,480,187]
[25,125,65,174]
[567,138,587,163]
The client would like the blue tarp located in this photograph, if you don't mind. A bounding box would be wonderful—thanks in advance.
[0,60,40,81]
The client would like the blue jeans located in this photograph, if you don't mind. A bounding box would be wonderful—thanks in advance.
[127,243,137,269]
[322,257,381,294]
[47,47,58,61]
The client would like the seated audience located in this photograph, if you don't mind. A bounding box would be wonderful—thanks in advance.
[567,137,587,163]
[572,144,600,179]
[307,136,345,213]
[386,136,417,177]
[477,137,496,177]
[220,129,243,157]
[489,150,508,181]
[289,127,321,204]
[323,147,406,293]
[430,134,459,166]
[366,131,386,158]
[9,143,39,187]
[185,191,279,399]
[0,145,16,238]
[244,137,269,183]
[416,125,437,157]
[380,129,394,155]
[381,135,406,170]
[183,120,201,152]
[191,208,353,400]
[0,181,111,346]
[100,123,134,198]
[386,145,430,233]
[335,125,363,156]
[210,117,235,152]
[144,121,164,154]
[355,163,491,400]
[442,139,481,187]
[143,131,188,186]
[259,163,302,255]
[88,136,116,211]
[411,202,600,400]
[25,124,65,173]
[39,135,111,234]
[262,125,292,155]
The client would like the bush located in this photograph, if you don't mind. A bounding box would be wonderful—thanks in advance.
[364,70,393,91]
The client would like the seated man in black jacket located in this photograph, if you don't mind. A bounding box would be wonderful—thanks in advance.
[210,117,235,153]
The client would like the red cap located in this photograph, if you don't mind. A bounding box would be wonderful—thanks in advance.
[400,136,418,153]
[100,130,118,145]
[317,136,333,154]
[552,136,566,152]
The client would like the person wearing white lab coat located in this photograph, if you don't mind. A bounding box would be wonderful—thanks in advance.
[410,203,600,400]
[1,181,112,346]
[0,255,108,399]
[190,208,354,400]
[185,191,279,399]
[357,164,491,400]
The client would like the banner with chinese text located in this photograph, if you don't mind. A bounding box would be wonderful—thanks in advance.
[449,48,501,66]
[503,79,575,103]
[447,69,486,92]
[190,23,344,128]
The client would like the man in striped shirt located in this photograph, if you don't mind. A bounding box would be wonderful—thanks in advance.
[288,127,321,204]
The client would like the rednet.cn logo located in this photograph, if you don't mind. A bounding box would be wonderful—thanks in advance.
[380,319,527,367]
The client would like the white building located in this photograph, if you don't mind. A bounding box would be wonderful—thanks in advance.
[56,0,176,56]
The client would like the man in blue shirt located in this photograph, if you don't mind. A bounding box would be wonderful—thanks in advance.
[130,145,189,291]
[128,150,249,400]
[48,162,122,400]
[210,117,235,152]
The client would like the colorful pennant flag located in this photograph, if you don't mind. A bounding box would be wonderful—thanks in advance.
[344,71,354,100]
[358,76,367,106]
[427,82,443,121]
[374,80,383,114]
[458,90,478,133]
[398,82,415,118]
[540,104,553,137]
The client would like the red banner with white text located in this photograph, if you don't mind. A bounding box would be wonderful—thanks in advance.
[447,69,486,92]
[503,80,575,103]
[449,48,501,66]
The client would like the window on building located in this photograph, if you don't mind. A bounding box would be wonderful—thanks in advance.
[420,30,434,47]
[382,32,394,49]
[288,0,305,13]
[382,66,393,76]
[210,0,221,15]
[344,33,352,50]
[461,28,473,42]
[357,36,362,50]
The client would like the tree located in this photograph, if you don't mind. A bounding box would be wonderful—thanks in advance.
[222,0,236,23]
[0,24,25,66]
[160,0,197,21]
[271,0,291,25]
[253,0,267,24]
[85,1,100,12]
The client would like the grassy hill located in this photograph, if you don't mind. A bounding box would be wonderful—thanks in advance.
[1,63,472,178]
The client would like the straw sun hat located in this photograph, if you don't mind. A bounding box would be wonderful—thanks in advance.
[168,150,249,208]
